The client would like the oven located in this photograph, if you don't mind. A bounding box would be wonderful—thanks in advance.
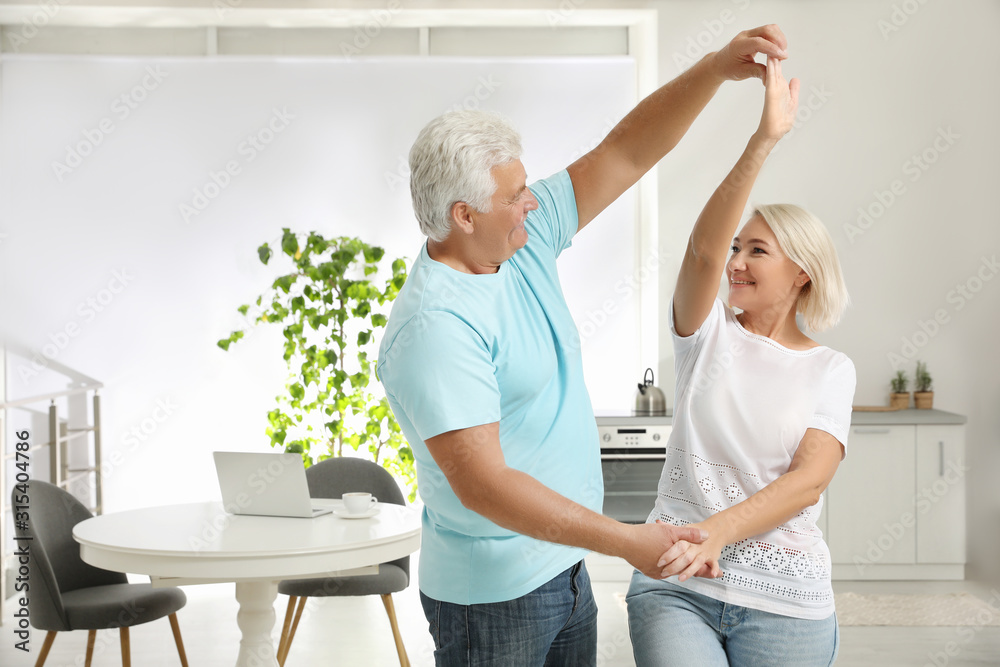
[596,415,671,524]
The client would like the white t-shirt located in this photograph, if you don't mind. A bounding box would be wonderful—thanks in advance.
[649,298,856,620]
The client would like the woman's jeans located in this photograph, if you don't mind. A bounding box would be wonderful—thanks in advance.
[419,560,598,666]
[627,570,839,666]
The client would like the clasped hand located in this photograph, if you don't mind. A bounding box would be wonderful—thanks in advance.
[655,522,724,582]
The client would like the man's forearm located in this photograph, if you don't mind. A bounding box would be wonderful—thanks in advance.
[601,53,726,174]
[462,465,632,558]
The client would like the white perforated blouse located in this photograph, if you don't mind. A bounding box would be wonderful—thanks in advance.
[650,298,856,620]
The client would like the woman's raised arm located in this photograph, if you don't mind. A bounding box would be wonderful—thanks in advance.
[672,57,800,337]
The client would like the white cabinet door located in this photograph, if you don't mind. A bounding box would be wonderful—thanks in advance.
[915,425,967,563]
[827,425,916,570]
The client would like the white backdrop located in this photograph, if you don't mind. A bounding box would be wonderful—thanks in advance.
[0,55,640,510]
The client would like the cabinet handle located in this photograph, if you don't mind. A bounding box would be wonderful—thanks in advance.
[939,441,945,476]
[853,427,891,434]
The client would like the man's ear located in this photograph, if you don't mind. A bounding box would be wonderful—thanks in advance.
[450,202,476,235]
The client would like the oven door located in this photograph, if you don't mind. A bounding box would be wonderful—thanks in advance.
[600,450,665,524]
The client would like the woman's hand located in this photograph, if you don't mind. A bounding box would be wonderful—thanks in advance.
[755,56,800,143]
[656,522,725,581]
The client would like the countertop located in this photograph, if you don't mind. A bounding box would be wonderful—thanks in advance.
[596,408,966,426]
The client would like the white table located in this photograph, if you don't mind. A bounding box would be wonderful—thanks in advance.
[73,499,420,667]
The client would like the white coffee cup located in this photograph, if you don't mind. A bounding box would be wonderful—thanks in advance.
[342,492,377,515]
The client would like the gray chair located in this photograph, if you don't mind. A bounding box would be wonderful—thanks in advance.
[276,457,410,667]
[14,481,188,667]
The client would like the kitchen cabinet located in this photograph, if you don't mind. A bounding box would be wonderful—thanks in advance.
[822,409,966,580]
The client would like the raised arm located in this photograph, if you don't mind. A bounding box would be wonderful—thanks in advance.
[425,421,709,579]
[672,56,800,337]
[567,25,789,233]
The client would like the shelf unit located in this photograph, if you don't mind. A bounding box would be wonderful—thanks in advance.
[0,343,104,623]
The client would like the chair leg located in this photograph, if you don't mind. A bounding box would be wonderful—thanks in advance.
[85,630,97,667]
[168,613,189,667]
[278,596,308,666]
[381,594,410,667]
[34,631,57,667]
[276,596,297,664]
[120,626,131,667]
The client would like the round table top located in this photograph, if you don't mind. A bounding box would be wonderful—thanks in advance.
[73,499,421,582]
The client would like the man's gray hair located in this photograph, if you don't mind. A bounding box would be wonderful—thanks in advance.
[409,110,523,242]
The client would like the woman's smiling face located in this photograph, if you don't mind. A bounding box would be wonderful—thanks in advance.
[727,214,809,316]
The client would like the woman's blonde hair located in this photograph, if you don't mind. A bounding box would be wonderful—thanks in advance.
[753,204,849,332]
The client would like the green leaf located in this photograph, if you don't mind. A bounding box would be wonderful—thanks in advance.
[364,246,385,263]
[273,275,297,294]
[281,230,299,257]
[357,330,371,346]
[258,243,272,264]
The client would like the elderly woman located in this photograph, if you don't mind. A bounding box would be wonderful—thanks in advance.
[626,57,855,666]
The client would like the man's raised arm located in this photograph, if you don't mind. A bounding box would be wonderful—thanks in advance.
[567,24,789,233]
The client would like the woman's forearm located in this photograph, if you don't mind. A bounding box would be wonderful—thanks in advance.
[699,467,822,546]
[688,133,777,265]
[672,133,778,336]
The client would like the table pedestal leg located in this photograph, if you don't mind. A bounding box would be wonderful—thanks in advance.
[235,581,279,667]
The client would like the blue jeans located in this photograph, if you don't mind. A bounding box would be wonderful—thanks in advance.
[627,571,839,666]
[419,560,598,666]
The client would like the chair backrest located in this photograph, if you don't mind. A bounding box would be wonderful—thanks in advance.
[305,457,406,506]
[13,481,126,631]
[304,457,409,576]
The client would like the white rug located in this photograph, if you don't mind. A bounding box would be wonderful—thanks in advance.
[614,592,1000,627]
[834,592,1000,627]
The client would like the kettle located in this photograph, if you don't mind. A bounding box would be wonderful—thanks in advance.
[634,368,667,416]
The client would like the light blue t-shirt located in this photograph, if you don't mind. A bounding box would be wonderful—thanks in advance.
[377,169,603,605]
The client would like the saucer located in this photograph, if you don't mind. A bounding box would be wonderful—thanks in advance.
[334,507,379,519]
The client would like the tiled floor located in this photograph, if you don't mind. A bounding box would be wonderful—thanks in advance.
[3,554,999,666]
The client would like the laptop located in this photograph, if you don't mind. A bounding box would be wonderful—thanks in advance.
[213,451,332,518]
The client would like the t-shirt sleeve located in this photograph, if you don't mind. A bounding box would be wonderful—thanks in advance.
[808,355,857,450]
[524,169,579,257]
[669,296,725,356]
[379,311,501,441]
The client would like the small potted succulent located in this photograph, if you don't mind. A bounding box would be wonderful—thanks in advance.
[913,361,934,409]
[890,370,910,410]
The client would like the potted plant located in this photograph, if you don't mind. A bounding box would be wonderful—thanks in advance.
[890,370,910,410]
[218,229,416,499]
[913,360,934,410]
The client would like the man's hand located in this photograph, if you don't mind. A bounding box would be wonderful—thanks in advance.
[712,24,789,82]
[657,522,724,582]
[623,521,714,579]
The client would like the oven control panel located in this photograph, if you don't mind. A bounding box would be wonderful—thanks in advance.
[597,422,672,451]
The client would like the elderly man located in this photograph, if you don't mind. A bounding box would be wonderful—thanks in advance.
[377,25,789,666]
